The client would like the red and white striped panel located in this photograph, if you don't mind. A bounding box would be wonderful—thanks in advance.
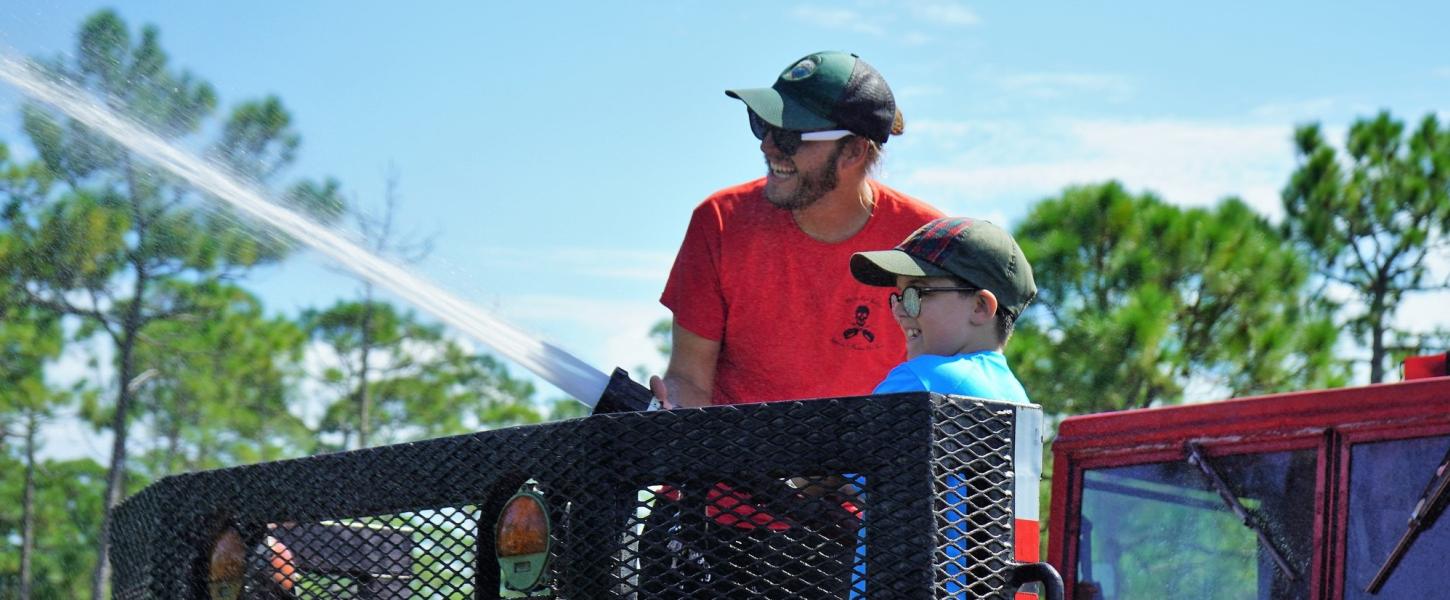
[1014,405,1044,600]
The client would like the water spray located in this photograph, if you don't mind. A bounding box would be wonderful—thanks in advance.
[0,52,656,414]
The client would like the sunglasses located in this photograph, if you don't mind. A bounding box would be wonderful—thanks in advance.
[748,110,852,156]
[888,285,980,318]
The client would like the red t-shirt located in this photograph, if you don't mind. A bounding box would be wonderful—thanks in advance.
[661,178,943,405]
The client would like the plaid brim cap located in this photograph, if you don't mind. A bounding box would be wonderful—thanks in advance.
[726,51,899,144]
[850,217,1038,316]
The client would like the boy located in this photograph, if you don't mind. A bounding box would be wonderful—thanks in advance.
[849,217,1037,596]
[849,216,1037,399]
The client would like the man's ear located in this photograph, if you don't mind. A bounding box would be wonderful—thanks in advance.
[971,290,1000,325]
[836,137,870,170]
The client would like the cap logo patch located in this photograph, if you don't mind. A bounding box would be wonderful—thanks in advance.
[782,58,817,81]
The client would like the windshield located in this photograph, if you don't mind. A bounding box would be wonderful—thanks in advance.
[1344,434,1450,598]
[1075,450,1315,599]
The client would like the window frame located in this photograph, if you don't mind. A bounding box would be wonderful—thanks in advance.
[1049,378,1450,600]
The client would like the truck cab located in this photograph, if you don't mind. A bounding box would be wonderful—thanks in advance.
[1048,354,1450,599]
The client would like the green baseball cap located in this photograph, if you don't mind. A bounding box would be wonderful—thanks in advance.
[726,51,901,144]
[851,217,1038,317]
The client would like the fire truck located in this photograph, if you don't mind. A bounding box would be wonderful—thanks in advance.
[111,356,1450,599]
[1046,353,1450,599]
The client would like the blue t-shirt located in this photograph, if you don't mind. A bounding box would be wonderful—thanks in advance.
[872,351,1029,403]
[856,351,1028,597]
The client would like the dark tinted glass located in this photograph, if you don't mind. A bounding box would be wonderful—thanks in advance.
[1076,450,1316,599]
[1343,434,1450,598]
[748,110,803,155]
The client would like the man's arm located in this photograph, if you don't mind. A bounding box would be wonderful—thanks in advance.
[649,323,721,408]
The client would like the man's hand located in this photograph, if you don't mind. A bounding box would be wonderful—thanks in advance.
[653,323,721,408]
[648,375,676,409]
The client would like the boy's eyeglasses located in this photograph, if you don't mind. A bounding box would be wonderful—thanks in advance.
[889,286,980,319]
[749,110,852,156]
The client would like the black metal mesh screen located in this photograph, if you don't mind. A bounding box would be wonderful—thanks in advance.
[111,393,1025,599]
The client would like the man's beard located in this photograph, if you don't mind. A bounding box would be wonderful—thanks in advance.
[764,143,844,210]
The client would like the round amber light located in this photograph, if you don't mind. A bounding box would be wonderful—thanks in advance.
[496,489,552,591]
[209,528,245,590]
[496,492,549,556]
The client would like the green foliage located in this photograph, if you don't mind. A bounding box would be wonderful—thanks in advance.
[129,282,312,478]
[71,13,217,137]
[1075,451,1315,597]
[0,458,107,598]
[1282,111,1450,382]
[304,300,542,450]
[212,96,300,180]
[13,9,343,287]
[649,318,672,359]
[546,396,591,421]
[1,10,345,595]
[0,142,69,600]
[1009,182,1345,414]
[0,295,63,417]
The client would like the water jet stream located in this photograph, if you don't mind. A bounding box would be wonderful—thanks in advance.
[0,52,625,408]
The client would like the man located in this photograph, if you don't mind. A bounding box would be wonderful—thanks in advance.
[652,50,943,407]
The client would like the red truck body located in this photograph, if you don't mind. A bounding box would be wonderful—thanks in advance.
[1048,354,1450,599]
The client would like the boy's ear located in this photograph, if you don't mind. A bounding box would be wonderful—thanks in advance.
[971,290,1000,325]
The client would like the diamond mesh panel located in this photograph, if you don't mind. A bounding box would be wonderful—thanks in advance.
[933,400,1016,597]
[111,393,1024,599]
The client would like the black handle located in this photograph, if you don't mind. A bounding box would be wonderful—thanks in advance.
[592,367,655,414]
[1010,562,1064,600]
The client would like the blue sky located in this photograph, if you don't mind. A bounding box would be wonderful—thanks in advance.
[3,2,1448,446]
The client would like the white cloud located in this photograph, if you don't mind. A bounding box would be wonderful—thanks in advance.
[1388,252,1450,345]
[471,246,675,283]
[1249,97,1340,121]
[37,328,112,462]
[1313,256,1450,384]
[39,417,110,463]
[900,117,1296,219]
[790,6,886,36]
[791,1,977,38]
[44,328,109,388]
[901,32,935,46]
[1434,67,1450,79]
[495,294,670,375]
[998,73,1135,102]
[895,112,1450,387]
[893,84,946,101]
[294,340,346,428]
[908,2,981,26]
[909,118,993,138]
